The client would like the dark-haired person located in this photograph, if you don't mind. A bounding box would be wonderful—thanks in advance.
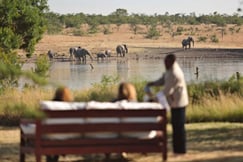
[146,53,189,155]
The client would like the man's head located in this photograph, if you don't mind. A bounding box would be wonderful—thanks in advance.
[164,53,176,70]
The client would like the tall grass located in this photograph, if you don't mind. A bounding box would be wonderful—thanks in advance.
[1,74,243,125]
[187,94,243,122]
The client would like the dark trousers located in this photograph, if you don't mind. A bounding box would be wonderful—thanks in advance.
[171,107,186,154]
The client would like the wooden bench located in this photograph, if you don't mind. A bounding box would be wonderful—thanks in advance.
[20,101,167,162]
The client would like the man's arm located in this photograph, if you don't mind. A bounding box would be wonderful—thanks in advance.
[147,73,165,87]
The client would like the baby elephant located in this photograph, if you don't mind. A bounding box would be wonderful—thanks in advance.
[105,50,112,57]
[96,51,111,60]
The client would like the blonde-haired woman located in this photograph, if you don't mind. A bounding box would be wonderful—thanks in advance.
[53,86,73,102]
[113,82,137,102]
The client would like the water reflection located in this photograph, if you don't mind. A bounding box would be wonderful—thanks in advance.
[22,57,243,90]
[117,58,129,81]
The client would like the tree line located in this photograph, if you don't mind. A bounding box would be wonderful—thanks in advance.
[46,8,243,34]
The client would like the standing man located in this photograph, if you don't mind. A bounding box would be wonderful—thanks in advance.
[146,53,189,154]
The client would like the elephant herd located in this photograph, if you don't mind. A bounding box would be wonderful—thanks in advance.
[48,38,194,62]
[47,44,128,62]
[66,44,128,62]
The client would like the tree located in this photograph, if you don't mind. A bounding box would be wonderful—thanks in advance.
[146,24,160,39]
[111,8,128,17]
[45,12,63,34]
[110,9,128,31]
[0,0,48,56]
[0,0,49,92]
[0,50,22,91]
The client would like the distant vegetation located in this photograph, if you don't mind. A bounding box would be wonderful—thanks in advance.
[45,9,243,34]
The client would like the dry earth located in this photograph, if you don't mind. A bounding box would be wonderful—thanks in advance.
[30,24,243,59]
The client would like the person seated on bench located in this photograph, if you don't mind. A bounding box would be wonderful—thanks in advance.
[112,82,137,102]
[46,86,73,162]
[52,86,73,102]
[107,82,137,159]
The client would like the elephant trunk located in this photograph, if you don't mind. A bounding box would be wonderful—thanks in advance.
[88,53,93,61]
[124,44,128,53]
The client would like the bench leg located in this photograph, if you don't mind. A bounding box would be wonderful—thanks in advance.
[105,153,110,160]
[20,153,25,162]
[46,155,59,162]
[36,155,41,162]
[162,152,167,162]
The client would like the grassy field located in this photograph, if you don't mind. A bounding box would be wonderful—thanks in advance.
[1,122,243,162]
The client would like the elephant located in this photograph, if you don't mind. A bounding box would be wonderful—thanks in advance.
[116,44,128,57]
[74,48,93,62]
[105,49,112,57]
[96,52,107,60]
[182,37,194,49]
[69,47,79,60]
[47,50,55,60]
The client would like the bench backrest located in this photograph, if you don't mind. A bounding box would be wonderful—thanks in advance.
[37,109,166,136]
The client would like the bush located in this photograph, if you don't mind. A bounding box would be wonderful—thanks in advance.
[197,36,207,42]
[73,29,85,36]
[88,24,99,34]
[0,50,22,92]
[34,55,50,77]
[210,34,219,43]
[103,27,111,35]
[176,26,184,33]
[145,25,160,39]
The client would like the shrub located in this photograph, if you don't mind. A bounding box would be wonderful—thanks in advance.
[103,27,111,35]
[75,75,119,102]
[176,26,184,33]
[236,27,241,33]
[34,55,50,77]
[145,25,160,39]
[210,34,219,43]
[197,36,207,42]
[73,29,86,36]
[0,50,22,92]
